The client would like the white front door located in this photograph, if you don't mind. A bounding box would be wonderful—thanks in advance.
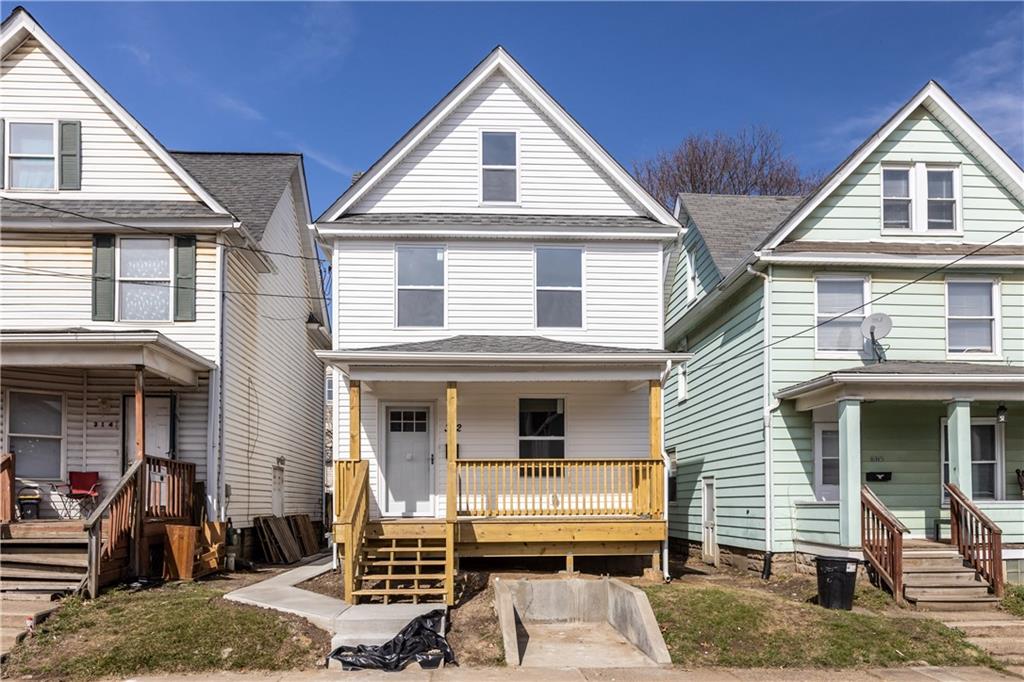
[124,396,172,464]
[383,406,434,517]
[701,477,719,566]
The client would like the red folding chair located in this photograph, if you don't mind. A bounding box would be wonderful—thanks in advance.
[51,471,100,519]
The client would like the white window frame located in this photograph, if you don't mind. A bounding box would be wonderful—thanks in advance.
[676,364,688,404]
[325,374,333,403]
[685,248,697,303]
[4,119,58,192]
[479,129,520,205]
[5,388,66,481]
[813,274,871,359]
[115,236,175,323]
[881,164,913,232]
[813,422,840,502]
[516,396,567,460]
[945,277,1001,358]
[394,244,447,329]
[880,162,962,236]
[939,417,1005,502]
[534,245,585,330]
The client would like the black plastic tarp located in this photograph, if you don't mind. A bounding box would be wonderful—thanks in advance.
[327,608,457,671]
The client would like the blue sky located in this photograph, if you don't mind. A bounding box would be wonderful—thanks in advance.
[21,2,1024,214]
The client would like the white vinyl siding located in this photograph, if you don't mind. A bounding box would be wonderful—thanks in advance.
[0,233,220,362]
[0,37,197,200]
[334,239,662,349]
[351,72,643,216]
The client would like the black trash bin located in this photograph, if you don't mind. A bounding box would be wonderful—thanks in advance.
[814,556,858,610]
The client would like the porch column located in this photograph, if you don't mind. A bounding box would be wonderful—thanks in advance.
[837,398,862,548]
[349,380,361,461]
[648,379,663,575]
[133,366,145,461]
[444,382,457,605]
[946,400,972,497]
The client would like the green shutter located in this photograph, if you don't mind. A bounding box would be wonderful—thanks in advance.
[174,236,197,321]
[58,120,81,190]
[92,234,115,321]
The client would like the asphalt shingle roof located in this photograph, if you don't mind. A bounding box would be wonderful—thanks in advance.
[330,213,666,229]
[171,152,301,241]
[677,193,805,276]
[837,361,1024,376]
[352,335,664,354]
[0,198,219,220]
[774,241,1024,257]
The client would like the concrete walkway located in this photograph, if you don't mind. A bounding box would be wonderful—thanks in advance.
[121,665,1021,681]
[224,553,347,630]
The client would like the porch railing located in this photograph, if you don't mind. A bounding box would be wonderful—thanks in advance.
[455,458,664,518]
[946,483,1004,598]
[337,460,369,602]
[144,456,195,520]
[1,452,14,523]
[333,459,365,523]
[861,486,908,604]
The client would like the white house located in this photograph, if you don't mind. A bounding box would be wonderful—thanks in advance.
[316,46,689,604]
[0,7,328,591]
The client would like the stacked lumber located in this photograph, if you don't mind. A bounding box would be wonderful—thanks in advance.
[163,521,226,581]
[253,514,319,564]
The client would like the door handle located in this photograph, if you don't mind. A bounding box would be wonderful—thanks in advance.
[430,453,435,465]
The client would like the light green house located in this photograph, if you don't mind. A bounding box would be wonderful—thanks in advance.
[664,81,1024,589]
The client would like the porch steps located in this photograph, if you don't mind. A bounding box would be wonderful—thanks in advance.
[901,545,1001,611]
[937,613,1024,665]
[0,593,59,660]
[351,533,449,605]
[0,524,88,596]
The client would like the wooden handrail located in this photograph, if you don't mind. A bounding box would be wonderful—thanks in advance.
[143,456,195,520]
[82,459,145,598]
[337,461,369,603]
[0,452,15,523]
[861,486,908,604]
[83,459,144,531]
[946,483,1004,598]
[455,458,663,518]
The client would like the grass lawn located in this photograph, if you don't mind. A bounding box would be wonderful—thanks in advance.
[2,574,330,681]
[1003,585,1024,618]
[643,579,996,669]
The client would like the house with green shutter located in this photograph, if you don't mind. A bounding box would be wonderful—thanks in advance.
[0,7,329,592]
[664,81,1024,606]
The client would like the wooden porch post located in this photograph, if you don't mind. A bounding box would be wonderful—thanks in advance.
[649,380,662,460]
[838,398,863,548]
[134,366,146,460]
[946,399,973,498]
[445,382,457,605]
[648,379,664,576]
[349,380,361,461]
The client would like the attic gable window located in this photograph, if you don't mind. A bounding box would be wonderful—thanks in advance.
[881,163,960,234]
[481,131,517,203]
[882,168,911,230]
[7,122,56,190]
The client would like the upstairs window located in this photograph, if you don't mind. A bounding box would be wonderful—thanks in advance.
[117,237,173,321]
[536,246,582,328]
[880,163,959,233]
[947,279,998,355]
[481,131,517,203]
[518,398,565,460]
[396,245,444,328]
[815,276,868,354]
[7,122,56,190]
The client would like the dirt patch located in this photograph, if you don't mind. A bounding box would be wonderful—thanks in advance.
[296,567,345,600]
[447,571,505,667]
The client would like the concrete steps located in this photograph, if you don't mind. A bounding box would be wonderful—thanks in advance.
[939,613,1024,665]
[0,594,59,660]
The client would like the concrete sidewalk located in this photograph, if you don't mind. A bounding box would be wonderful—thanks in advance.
[223,553,346,630]
[124,665,1020,681]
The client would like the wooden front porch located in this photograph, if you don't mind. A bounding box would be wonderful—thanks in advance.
[333,379,668,605]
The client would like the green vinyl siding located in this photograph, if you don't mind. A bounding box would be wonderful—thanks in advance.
[793,501,840,546]
[665,221,721,330]
[666,281,766,551]
[788,106,1024,244]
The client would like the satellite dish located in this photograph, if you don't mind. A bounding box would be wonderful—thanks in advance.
[861,313,892,341]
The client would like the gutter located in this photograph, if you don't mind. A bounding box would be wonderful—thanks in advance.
[317,350,692,365]
[775,372,1024,400]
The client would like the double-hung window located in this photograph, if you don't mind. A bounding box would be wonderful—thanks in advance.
[946,279,998,355]
[396,245,445,328]
[536,247,583,328]
[941,419,1003,500]
[881,163,959,233]
[813,422,840,502]
[7,390,64,480]
[685,249,697,302]
[815,276,868,354]
[7,122,56,190]
[481,131,517,203]
[518,398,565,460]
[118,237,173,321]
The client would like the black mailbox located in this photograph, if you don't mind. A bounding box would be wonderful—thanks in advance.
[865,471,892,482]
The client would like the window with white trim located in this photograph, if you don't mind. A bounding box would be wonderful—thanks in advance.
[7,391,63,480]
[518,398,565,460]
[396,245,444,328]
[676,364,688,403]
[946,279,997,354]
[667,448,678,504]
[880,163,959,233]
[325,374,333,402]
[941,419,1003,500]
[685,249,697,302]
[536,246,582,328]
[815,276,868,353]
[814,422,839,502]
[481,131,517,203]
[117,237,173,321]
[7,121,56,190]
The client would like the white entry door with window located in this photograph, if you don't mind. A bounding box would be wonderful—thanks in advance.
[124,396,173,466]
[383,406,434,517]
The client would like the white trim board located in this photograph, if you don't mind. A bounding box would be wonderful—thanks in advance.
[317,46,678,227]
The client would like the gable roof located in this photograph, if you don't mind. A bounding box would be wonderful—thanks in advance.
[0,7,229,216]
[0,197,220,220]
[676,193,804,276]
[760,80,1024,251]
[317,46,677,227]
[171,152,301,241]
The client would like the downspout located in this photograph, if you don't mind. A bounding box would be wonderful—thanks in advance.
[747,263,777,576]
[212,236,227,523]
[660,361,673,581]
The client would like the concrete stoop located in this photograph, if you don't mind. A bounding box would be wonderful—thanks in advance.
[326,603,446,670]
[0,594,59,660]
